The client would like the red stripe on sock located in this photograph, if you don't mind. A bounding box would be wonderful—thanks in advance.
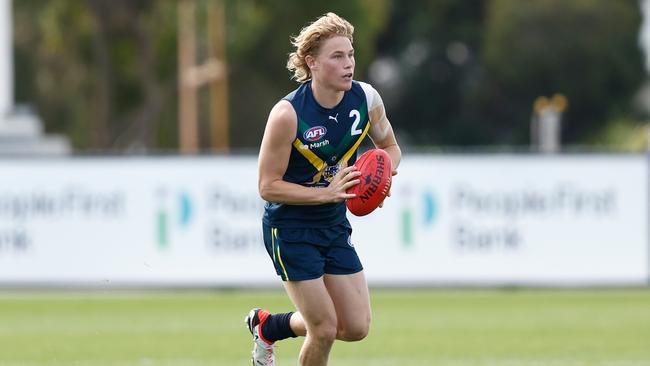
[257,309,274,345]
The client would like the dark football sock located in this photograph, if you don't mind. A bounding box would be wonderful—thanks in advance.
[261,312,297,342]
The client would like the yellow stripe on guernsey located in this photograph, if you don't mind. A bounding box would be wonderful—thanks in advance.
[340,121,371,163]
[292,139,326,171]
[292,120,371,172]
[273,228,289,281]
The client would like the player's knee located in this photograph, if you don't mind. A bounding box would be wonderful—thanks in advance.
[338,319,370,342]
[338,326,369,342]
[309,321,338,344]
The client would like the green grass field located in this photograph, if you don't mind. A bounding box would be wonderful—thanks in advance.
[1,289,649,366]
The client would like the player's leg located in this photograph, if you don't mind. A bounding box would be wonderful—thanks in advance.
[288,310,306,336]
[283,277,338,366]
[246,224,305,366]
[266,271,370,342]
[317,223,371,341]
[249,224,338,365]
[324,270,371,341]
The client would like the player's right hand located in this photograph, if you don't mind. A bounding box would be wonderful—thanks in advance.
[326,166,361,203]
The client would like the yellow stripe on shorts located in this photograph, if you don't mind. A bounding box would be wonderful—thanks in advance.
[271,227,276,263]
[273,228,289,281]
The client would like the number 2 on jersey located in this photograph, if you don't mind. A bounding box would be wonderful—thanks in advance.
[350,109,361,136]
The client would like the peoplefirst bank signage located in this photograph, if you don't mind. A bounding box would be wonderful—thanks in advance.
[0,157,274,287]
[351,155,649,286]
[0,155,648,287]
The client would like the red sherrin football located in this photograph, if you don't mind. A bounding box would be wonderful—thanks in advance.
[346,149,392,216]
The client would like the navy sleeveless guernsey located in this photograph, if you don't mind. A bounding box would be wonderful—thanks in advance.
[263,80,371,228]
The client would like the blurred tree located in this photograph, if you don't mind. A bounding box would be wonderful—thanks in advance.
[371,0,488,146]
[14,0,177,151]
[12,0,646,151]
[482,0,645,145]
[373,0,645,148]
[14,0,388,152]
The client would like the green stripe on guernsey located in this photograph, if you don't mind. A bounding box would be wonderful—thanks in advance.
[326,101,368,158]
[297,117,329,166]
[295,101,369,167]
[273,228,289,281]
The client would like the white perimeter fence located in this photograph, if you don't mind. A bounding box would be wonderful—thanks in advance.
[0,155,648,287]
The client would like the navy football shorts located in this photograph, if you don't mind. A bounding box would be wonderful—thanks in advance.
[262,222,363,281]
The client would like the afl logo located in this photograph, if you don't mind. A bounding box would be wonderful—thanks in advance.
[304,126,327,141]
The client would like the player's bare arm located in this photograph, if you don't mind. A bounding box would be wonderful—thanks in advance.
[367,100,401,207]
[368,102,401,174]
[258,100,361,205]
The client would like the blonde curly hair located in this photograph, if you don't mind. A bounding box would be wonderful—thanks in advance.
[287,12,354,83]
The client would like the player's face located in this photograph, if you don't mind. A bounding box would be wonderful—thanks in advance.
[313,36,355,91]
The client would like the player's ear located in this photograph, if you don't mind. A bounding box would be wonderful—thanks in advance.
[305,54,318,71]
